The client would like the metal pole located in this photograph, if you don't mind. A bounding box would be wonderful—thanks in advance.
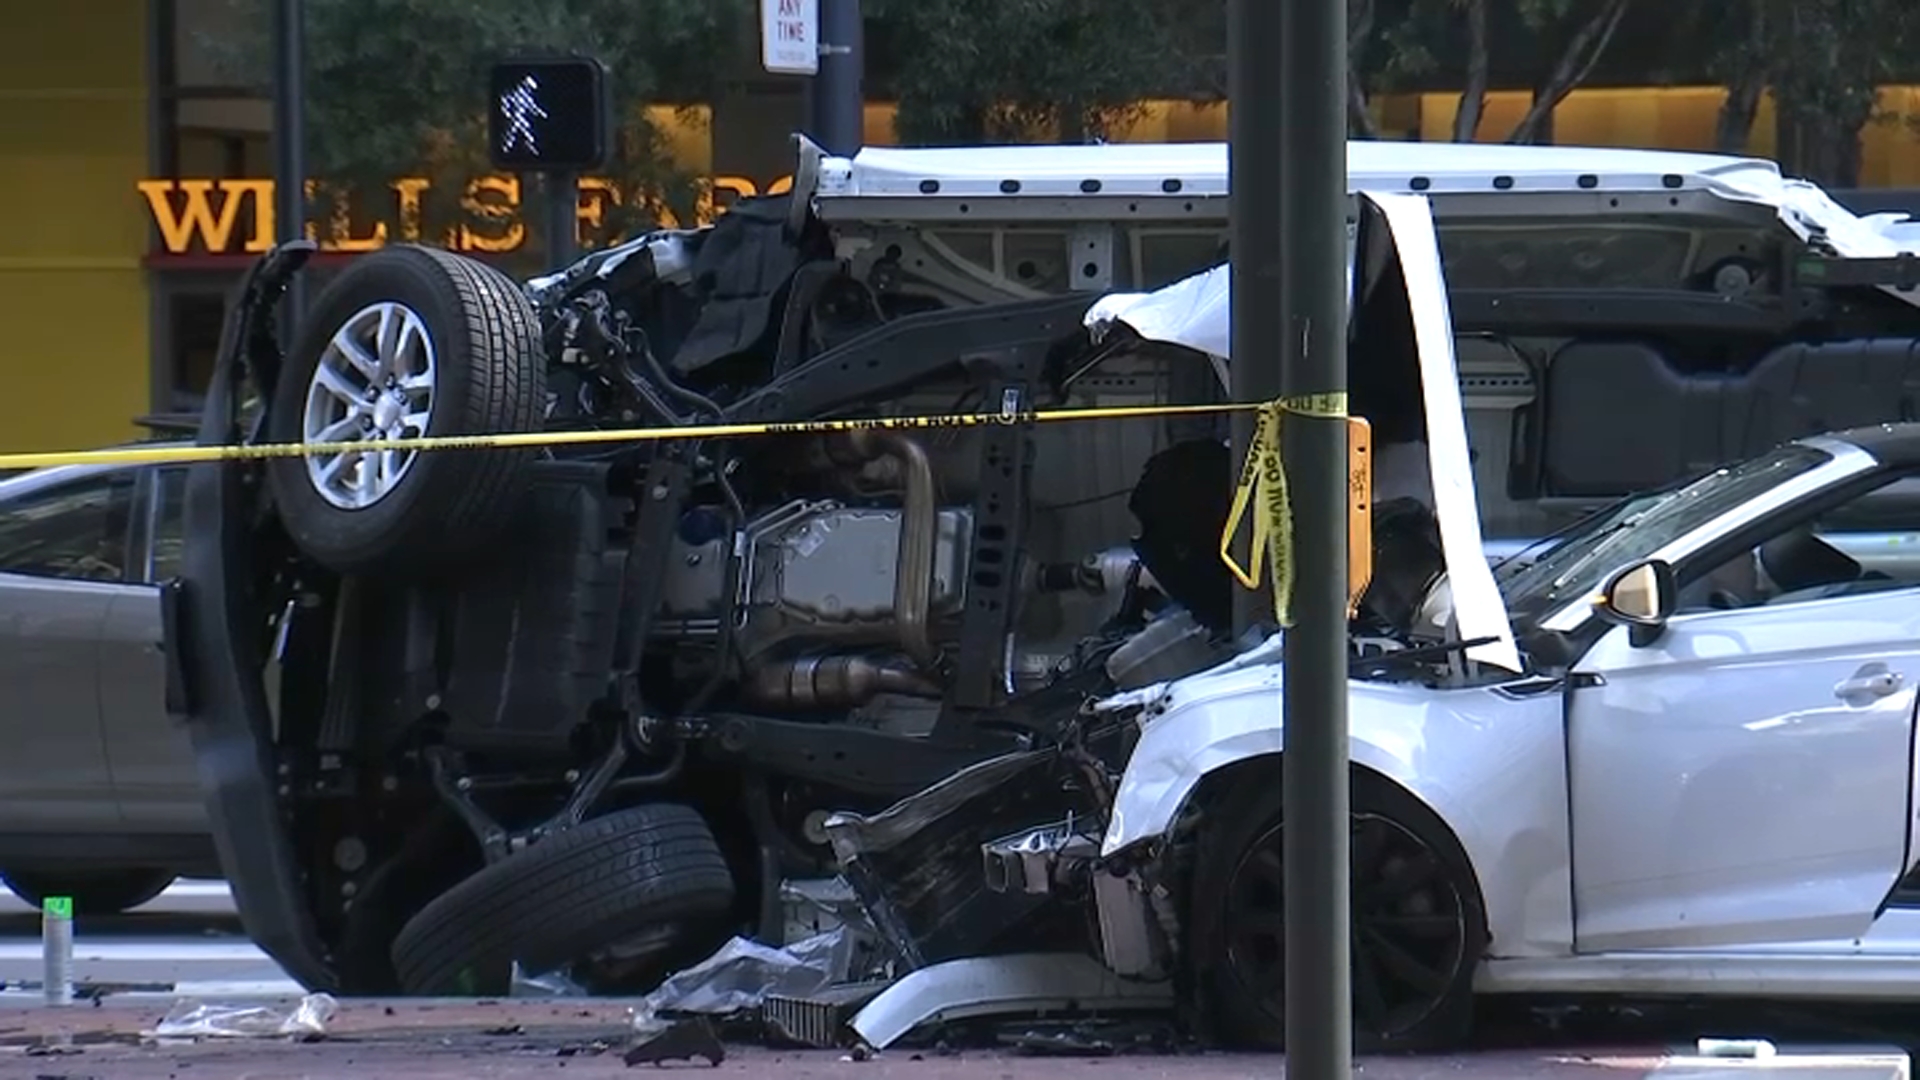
[1228,0,1285,639]
[547,171,579,265]
[811,0,864,156]
[271,0,305,325]
[41,895,72,1007]
[1278,0,1354,1074]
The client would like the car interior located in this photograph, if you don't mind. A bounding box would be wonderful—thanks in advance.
[1678,475,1920,613]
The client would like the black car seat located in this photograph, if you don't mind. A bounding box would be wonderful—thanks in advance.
[1758,526,1875,604]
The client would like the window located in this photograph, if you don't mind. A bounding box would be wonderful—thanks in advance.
[1497,443,1834,628]
[1676,469,1920,614]
[0,474,138,582]
[150,468,187,583]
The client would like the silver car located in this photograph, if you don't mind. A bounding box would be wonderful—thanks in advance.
[0,448,212,915]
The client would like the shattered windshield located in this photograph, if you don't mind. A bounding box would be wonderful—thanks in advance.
[1495,443,1833,628]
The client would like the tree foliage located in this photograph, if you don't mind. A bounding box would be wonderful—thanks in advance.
[1700,0,1920,185]
[864,0,1200,144]
[203,0,1920,227]
[1349,0,1632,142]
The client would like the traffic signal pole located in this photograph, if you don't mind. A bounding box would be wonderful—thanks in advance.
[810,0,864,156]
[1283,0,1355,1074]
[1230,0,1355,1074]
[547,172,579,265]
[271,0,306,324]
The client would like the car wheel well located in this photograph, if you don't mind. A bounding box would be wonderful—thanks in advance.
[1163,754,1490,943]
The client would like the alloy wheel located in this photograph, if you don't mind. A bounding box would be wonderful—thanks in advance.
[301,300,438,510]
[1222,811,1471,1042]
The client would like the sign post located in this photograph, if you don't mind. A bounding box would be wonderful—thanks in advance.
[1280,0,1356,1074]
[271,0,306,327]
[762,0,863,160]
[1231,0,1355,1072]
[487,57,612,266]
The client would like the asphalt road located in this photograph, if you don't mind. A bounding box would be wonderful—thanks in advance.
[0,882,1913,1078]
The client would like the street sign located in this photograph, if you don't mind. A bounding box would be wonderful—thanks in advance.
[487,57,610,173]
[761,0,820,76]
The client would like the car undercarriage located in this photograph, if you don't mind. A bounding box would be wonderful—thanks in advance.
[173,138,1920,1049]
[176,189,1334,1008]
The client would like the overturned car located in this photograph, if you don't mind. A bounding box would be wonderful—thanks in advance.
[173,137,1920,1044]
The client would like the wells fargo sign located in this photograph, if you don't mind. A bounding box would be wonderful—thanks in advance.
[137,174,796,257]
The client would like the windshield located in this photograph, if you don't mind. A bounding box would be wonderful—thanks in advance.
[1496,443,1834,628]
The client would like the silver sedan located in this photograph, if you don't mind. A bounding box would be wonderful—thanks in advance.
[0,448,215,914]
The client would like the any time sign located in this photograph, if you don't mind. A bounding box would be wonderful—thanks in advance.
[761,0,819,76]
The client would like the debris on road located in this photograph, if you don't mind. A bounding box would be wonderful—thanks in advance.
[999,1018,1182,1057]
[763,981,891,1048]
[847,953,1173,1052]
[628,928,857,1038]
[508,962,586,998]
[623,1015,727,1068]
[143,992,337,1040]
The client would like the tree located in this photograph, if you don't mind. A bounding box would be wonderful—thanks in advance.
[1705,0,1920,186]
[203,0,747,265]
[864,0,1192,144]
[1350,0,1632,143]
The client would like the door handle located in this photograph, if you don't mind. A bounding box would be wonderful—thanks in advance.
[1835,670,1906,701]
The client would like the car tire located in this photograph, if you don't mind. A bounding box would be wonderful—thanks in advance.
[265,244,546,577]
[1186,768,1487,1053]
[388,804,737,997]
[2,869,176,916]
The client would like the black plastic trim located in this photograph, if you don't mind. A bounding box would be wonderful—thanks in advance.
[178,240,336,991]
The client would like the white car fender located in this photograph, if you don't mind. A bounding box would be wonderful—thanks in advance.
[1099,666,1462,860]
[1097,661,1576,961]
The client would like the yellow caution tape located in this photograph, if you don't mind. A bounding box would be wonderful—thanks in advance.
[0,401,1257,470]
[0,393,1352,625]
[1216,392,1350,627]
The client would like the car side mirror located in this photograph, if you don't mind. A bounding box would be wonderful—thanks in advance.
[1593,558,1677,647]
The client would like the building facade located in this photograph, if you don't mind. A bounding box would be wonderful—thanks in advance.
[13,2,1920,453]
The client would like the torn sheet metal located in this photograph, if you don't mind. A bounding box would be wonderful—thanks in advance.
[848,952,1173,1051]
[629,930,853,1037]
[1366,190,1520,672]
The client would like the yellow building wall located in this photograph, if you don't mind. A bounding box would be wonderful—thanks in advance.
[0,1,150,453]
[1410,85,1920,186]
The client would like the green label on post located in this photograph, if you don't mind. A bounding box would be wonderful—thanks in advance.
[44,896,72,919]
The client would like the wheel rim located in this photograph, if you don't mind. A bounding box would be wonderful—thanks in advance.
[302,301,437,510]
[1223,812,1470,1042]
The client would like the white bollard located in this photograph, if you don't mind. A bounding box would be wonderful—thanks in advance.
[41,895,72,1007]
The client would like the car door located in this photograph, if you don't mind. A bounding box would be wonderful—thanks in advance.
[0,468,141,831]
[1565,473,1920,953]
[97,465,206,832]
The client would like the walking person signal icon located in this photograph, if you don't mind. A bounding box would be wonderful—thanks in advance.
[486,58,611,173]
[498,75,549,158]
